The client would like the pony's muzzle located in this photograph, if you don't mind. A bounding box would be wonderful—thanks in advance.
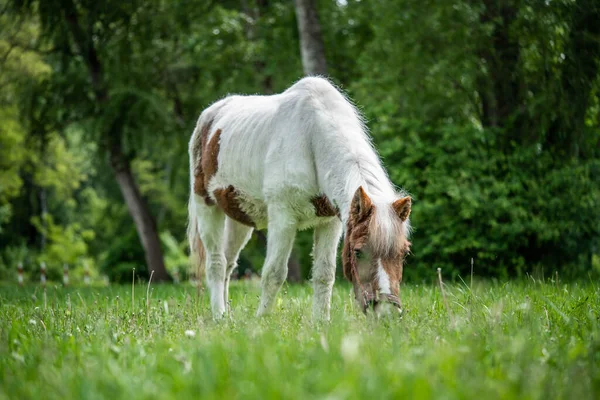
[373,301,403,317]
[361,292,403,316]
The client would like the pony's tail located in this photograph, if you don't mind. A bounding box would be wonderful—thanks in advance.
[187,194,205,282]
[188,119,205,282]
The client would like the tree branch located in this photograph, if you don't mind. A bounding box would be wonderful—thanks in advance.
[61,0,107,102]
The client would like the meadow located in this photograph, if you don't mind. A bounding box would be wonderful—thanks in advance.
[1,278,599,399]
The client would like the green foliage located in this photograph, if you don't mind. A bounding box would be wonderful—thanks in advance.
[0,10,51,232]
[29,133,86,201]
[0,281,599,398]
[99,228,147,283]
[160,231,189,279]
[379,120,600,278]
[0,108,26,231]
[0,244,29,281]
[0,0,598,281]
[345,0,600,279]
[30,213,95,280]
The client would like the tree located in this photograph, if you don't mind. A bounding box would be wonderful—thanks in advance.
[294,0,327,76]
[346,0,600,277]
[0,7,48,234]
[9,0,171,281]
[2,0,598,283]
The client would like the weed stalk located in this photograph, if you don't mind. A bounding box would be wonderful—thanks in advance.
[131,268,135,318]
[146,270,154,325]
[437,268,456,328]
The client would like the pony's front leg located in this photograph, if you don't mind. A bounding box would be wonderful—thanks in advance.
[256,208,297,317]
[311,219,343,321]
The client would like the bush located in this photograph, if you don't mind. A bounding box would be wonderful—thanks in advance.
[99,228,147,283]
[376,120,600,280]
[0,244,30,282]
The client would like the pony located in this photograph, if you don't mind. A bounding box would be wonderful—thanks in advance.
[187,77,411,320]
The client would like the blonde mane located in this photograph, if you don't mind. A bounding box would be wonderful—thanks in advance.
[368,202,410,258]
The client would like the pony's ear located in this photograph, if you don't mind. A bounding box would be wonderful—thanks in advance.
[392,196,411,221]
[351,186,373,220]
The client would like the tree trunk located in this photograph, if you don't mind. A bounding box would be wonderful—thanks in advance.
[241,0,274,93]
[63,1,169,281]
[546,0,600,158]
[294,0,327,76]
[289,0,329,282]
[110,143,170,282]
[477,1,522,145]
[39,186,47,249]
[241,0,301,282]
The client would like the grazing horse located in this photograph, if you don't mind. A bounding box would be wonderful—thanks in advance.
[187,77,411,320]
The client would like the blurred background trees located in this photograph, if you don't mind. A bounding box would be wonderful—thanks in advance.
[0,0,598,283]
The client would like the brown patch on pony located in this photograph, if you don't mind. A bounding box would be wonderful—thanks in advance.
[193,124,224,206]
[202,128,222,189]
[311,195,340,218]
[192,119,214,205]
[342,187,375,280]
[191,121,255,227]
[379,238,410,296]
[213,186,255,227]
[380,258,403,296]
[191,120,211,169]
[193,171,208,203]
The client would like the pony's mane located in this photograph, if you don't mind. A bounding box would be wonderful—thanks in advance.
[368,200,411,258]
[292,77,411,257]
[293,79,399,205]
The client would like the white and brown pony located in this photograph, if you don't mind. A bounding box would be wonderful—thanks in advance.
[187,77,411,320]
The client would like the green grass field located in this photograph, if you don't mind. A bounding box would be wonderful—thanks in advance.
[1,279,599,399]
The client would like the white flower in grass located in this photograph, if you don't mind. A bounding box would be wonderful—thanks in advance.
[341,334,360,362]
[184,330,196,338]
[12,352,25,363]
[28,319,37,326]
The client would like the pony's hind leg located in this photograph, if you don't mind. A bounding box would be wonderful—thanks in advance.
[311,219,343,321]
[223,217,253,308]
[256,206,297,317]
[195,197,227,317]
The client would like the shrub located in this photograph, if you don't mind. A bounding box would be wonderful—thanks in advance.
[376,120,600,279]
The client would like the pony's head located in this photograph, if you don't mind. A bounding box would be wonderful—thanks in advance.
[342,186,411,315]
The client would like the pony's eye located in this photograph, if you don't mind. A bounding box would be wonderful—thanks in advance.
[354,250,363,259]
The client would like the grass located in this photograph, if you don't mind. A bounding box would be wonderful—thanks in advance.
[1,278,599,399]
